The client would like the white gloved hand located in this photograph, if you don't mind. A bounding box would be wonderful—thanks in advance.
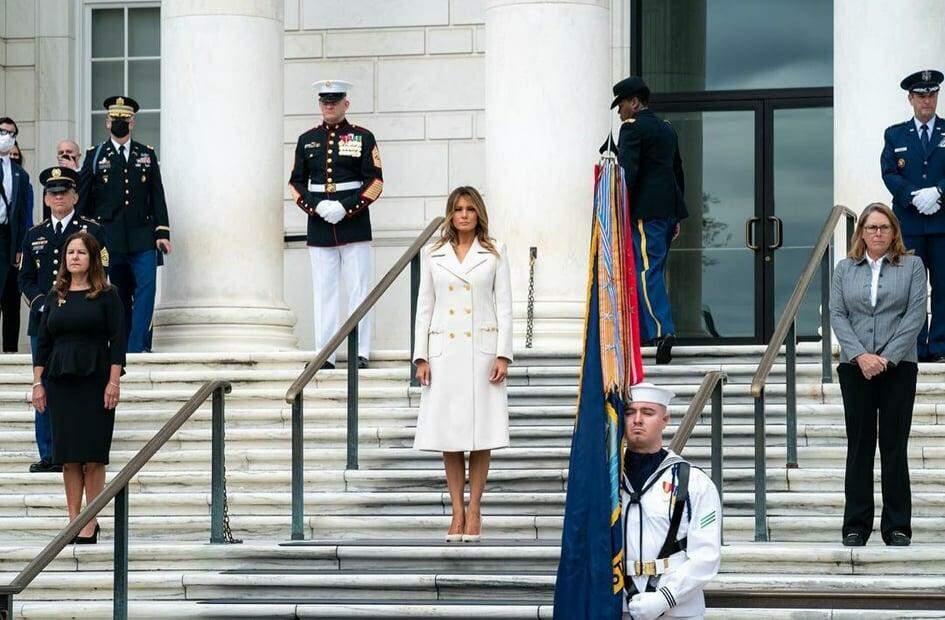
[315,200,332,219]
[912,187,942,214]
[927,202,942,216]
[627,591,670,620]
[323,200,347,224]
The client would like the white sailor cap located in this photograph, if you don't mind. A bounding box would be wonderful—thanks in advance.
[629,382,675,407]
[313,79,353,102]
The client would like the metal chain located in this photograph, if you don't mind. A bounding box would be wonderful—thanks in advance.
[525,247,537,348]
[220,468,242,544]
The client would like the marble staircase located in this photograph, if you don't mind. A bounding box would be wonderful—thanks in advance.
[1,345,944,618]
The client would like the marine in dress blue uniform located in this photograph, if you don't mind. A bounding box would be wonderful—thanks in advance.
[881,69,945,360]
[288,80,383,369]
[76,96,171,353]
[611,76,688,364]
[19,167,106,473]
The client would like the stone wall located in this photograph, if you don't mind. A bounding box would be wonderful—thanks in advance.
[281,0,488,350]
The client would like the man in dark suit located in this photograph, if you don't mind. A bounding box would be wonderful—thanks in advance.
[611,77,687,364]
[0,118,32,333]
[77,96,171,353]
[20,166,106,473]
[881,69,945,361]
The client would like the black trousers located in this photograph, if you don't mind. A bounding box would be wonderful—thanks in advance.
[0,265,19,352]
[838,361,917,542]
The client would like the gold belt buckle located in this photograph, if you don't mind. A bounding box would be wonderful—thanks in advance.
[326,182,337,193]
[633,561,658,577]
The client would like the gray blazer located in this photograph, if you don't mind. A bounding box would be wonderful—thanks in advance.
[829,254,927,364]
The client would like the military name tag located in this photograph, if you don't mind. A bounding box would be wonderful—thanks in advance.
[894,147,908,153]
[98,158,111,171]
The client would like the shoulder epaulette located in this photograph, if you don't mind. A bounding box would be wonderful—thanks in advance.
[79,215,101,225]
[623,118,636,124]
[29,220,49,231]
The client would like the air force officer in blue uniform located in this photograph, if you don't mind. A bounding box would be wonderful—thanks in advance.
[882,69,945,361]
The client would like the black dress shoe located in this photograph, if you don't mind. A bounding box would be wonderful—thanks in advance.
[842,532,866,546]
[357,356,369,369]
[29,459,61,473]
[319,361,335,370]
[655,335,676,365]
[887,530,911,546]
[75,523,100,545]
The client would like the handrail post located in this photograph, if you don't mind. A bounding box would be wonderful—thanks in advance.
[113,486,129,620]
[821,249,832,383]
[786,320,798,469]
[2,593,11,620]
[753,389,768,542]
[409,253,420,387]
[347,326,359,470]
[710,379,724,545]
[291,393,304,540]
[210,386,226,544]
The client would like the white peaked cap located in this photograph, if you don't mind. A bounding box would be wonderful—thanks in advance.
[313,79,353,95]
[629,382,675,407]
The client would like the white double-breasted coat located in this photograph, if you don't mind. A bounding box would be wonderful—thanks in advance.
[412,238,513,452]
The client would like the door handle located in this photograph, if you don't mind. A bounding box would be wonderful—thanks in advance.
[745,217,760,250]
[768,216,783,250]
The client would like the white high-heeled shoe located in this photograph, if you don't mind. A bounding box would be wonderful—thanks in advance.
[446,533,464,543]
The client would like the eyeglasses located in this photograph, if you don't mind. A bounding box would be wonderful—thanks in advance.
[0,129,16,137]
[864,225,892,235]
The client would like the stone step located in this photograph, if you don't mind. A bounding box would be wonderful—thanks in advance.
[0,512,940,543]
[8,600,944,620]
[7,568,945,604]
[3,488,945,520]
[5,442,945,472]
[4,541,945,577]
[2,466,945,497]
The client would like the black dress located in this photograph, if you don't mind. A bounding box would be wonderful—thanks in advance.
[35,287,126,464]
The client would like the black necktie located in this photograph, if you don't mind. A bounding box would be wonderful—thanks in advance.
[119,145,126,164]
[921,124,930,152]
[55,222,63,236]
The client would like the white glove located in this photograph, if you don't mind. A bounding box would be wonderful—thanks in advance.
[927,202,942,216]
[912,187,942,214]
[316,200,346,224]
[627,591,670,620]
[324,200,347,224]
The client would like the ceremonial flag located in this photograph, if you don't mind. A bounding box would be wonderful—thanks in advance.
[553,155,644,618]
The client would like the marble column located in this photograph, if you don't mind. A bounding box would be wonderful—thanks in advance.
[834,0,945,228]
[153,0,297,350]
[485,0,611,348]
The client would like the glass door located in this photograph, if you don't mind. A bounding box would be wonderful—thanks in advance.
[768,103,834,339]
[662,104,763,343]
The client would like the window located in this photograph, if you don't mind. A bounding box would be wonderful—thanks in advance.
[637,0,832,94]
[88,6,161,151]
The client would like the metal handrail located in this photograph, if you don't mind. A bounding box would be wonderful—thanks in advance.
[669,371,727,544]
[748,204,857,542]
[285,217,445,540]
[750,204,858,397]
[0,379,233,620]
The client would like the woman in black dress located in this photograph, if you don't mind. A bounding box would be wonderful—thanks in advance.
[32,231,125,543]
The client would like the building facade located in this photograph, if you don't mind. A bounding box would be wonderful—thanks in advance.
[0,0,942,351]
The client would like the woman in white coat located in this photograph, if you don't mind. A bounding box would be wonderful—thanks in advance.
[413,186,513,542]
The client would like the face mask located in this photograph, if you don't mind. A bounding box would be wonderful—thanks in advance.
[110,119,130,138]
[0,134,14,153]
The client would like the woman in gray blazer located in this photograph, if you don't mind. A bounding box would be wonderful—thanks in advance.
[830,203,927,548]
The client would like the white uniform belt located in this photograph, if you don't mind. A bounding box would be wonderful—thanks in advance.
[309,181,362,193]
[630,550,686,577]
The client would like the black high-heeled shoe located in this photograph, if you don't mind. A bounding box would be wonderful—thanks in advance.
[75,523,100,545]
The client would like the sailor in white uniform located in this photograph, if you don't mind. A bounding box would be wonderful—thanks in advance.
[621,383,722,619]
